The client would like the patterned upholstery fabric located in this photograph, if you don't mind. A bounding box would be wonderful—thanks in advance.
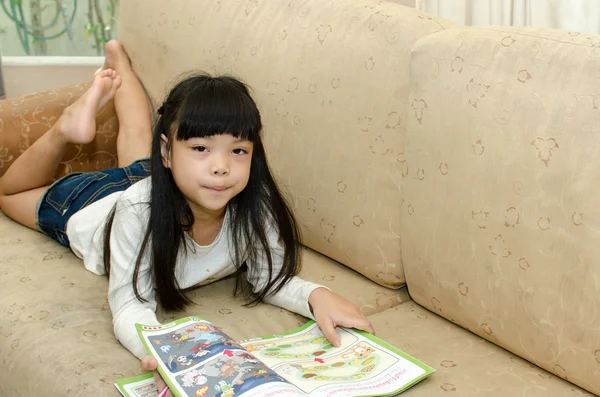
[0,83,118,179]
[402,26,600,394]
[1,0,599,396]
[117,0,455,288]
[0,209,407,395]
[368,302,595,396]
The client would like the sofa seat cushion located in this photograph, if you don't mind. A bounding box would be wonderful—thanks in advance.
[0,213,138,396]
[367,302,595,396]
[0,212,406,395]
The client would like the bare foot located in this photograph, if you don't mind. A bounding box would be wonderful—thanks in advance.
[103,40,132,73]
[56,69,122,145]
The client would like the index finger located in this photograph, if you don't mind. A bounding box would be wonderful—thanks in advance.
[316,317,341,347]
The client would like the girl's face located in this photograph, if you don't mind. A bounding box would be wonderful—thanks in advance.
[161,133,253,218]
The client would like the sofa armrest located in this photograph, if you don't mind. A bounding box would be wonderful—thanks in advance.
[0,83,119,179]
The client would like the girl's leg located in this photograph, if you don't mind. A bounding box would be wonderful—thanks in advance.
[102,41,153,167]
[0,70,121,230]
[0,187,48,229]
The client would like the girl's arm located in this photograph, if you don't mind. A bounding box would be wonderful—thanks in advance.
[246,225,375,346]
[107,197,161,359]
[245,225,326,319]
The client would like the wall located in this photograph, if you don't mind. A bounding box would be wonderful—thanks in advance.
[4,56,102,98]
[388,0,416,6]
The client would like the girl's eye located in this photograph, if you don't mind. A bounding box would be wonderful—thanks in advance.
[192,146,207,152]
[232,148,247,155]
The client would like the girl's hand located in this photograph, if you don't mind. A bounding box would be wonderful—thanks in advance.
[141,356,174,397]
[308,287,376,347]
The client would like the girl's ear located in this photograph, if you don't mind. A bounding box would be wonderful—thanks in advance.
[160,134,171,168]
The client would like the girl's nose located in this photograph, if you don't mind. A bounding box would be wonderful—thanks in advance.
[212,167,228,176]
[212,156,229,176]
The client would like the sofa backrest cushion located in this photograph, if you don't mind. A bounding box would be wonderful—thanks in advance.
[402,25,600,393]
[118,0,453,288]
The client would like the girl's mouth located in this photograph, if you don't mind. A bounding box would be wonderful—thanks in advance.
[206,186,229,192]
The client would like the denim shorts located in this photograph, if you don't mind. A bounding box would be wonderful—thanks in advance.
[36,158,151,247]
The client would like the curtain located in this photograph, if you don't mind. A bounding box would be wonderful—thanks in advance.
[415,0,600,34]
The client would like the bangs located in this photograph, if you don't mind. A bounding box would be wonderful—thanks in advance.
[175,76,262,142]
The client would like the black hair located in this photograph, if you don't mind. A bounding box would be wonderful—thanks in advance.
[103,73,301,311]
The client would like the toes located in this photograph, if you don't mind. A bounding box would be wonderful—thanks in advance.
[97,69,111,78]
[97,69,118,81]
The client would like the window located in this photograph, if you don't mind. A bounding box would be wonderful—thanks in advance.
[2,0,119,56]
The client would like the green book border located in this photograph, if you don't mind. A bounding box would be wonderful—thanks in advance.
[115,371,155,397]
[136,317,435,397]
[355,327,435,396]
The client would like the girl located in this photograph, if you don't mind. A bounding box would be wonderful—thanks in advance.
[0,41,374,371]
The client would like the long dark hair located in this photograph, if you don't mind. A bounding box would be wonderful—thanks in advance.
[103,73,302,311]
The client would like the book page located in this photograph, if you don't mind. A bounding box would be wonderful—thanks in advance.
[240,322,434,396]
[136,317,303,397]
[114,372,157,397]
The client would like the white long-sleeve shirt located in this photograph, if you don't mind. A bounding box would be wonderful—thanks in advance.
[65,177,324,359]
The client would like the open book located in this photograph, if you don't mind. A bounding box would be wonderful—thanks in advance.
[115,316,434,397]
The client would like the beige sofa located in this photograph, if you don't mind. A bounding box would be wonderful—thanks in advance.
[1,0,599,396]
